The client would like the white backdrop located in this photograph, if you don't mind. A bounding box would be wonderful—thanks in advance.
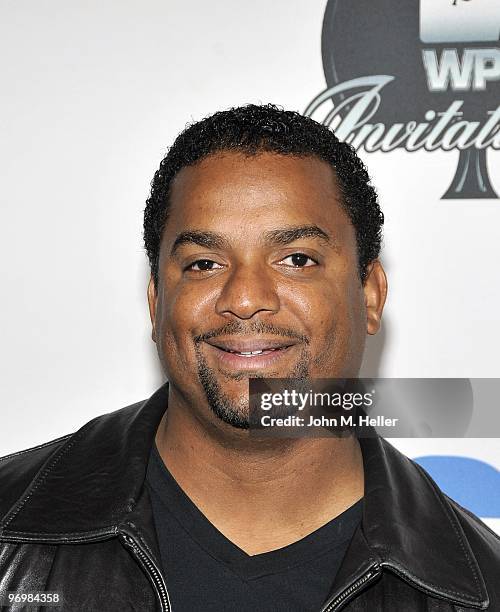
[1,1,498,530]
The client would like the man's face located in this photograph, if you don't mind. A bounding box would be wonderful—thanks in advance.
[148,152,386,429]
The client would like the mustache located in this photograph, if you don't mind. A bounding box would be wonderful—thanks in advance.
[193,320,310,345]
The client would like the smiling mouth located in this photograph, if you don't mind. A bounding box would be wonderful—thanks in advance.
[203,340,297,370]
[216,347,289,357]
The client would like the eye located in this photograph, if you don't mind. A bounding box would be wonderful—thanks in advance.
[185,259,223,272]
[279,253,319,268]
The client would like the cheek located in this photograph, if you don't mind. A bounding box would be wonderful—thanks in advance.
[154,290,199,377]
[157,281,217,349]
[291,279,363,331]
[296,278,366,366]
[328,285,367,371]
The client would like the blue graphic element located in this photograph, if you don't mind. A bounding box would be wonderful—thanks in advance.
[414,455,500,518]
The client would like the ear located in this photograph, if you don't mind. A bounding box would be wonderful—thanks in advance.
[363,260,388,335]
[147,275,157,343]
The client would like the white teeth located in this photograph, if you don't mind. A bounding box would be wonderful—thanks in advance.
[223,347,284,356]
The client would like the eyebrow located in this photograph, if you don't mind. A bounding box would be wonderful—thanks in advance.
[169,224,335,257]
[265,225,333,247]
[170,230,228,256]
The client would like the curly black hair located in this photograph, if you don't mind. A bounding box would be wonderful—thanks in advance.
[144,103,383,288]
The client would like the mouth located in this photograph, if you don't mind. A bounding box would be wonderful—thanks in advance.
[203,339,297,370]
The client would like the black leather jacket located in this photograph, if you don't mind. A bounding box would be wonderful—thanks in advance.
[0,382,498,611]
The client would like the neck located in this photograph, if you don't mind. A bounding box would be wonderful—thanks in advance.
[155,388,364,555]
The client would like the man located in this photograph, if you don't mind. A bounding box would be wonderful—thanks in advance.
[0,104,498,611]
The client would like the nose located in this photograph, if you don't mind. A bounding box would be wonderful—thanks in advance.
[215,262,280,320]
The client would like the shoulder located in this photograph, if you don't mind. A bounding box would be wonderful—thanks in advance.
[0,399,147,523]
[405,445,500,554]
[0,434,72,521]
[407,449,500,553]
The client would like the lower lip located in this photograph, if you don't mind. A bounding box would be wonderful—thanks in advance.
[205,343,295,370]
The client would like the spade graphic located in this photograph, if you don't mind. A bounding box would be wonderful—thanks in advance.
[320,0,499,199]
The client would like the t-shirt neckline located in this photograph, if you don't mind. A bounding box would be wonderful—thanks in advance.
[147,441,363,580]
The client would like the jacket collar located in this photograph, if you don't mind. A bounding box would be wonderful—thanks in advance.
[1,381,488,608]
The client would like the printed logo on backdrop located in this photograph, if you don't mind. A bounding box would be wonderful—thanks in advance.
[305,0,500,199]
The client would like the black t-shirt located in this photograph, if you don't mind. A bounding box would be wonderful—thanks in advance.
[146,443,362,612]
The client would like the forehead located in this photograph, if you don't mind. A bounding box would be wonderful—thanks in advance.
[164,151,352,241]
